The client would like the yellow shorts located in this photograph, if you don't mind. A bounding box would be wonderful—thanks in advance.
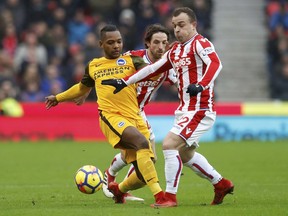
[99,110,154,163]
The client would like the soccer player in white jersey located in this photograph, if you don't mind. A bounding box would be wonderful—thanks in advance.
[102,7,234,208]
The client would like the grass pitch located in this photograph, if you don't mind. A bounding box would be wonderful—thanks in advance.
[0,140,287,216]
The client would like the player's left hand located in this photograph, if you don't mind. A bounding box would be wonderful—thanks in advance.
[45,95,58,110]
[186,84,204,96]
[101,79,127,94]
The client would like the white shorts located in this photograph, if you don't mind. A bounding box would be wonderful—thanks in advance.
[170,110,216,147]
[140,110,155,141]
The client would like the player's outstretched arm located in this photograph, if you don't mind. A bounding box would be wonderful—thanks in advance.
[73,88,92,105]
[45,83,91,109]
[101,79,127,94]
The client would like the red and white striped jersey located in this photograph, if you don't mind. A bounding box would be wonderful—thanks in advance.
[125,34,222,112]
[125,49,177,111]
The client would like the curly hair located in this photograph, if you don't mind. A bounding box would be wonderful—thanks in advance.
[144,24,170,49]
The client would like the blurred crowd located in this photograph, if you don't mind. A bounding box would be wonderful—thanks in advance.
[265,0,288,100]
[0,0,214,109]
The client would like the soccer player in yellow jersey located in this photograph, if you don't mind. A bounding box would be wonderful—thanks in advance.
[45,24,173,207]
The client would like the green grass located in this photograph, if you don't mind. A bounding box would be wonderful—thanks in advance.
[0,140,287,216]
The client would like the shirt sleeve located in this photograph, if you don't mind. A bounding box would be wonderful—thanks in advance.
[195,39,222,89]
[80,61,95,88]
[56,83,90,102]
[125,52,172,85]
[166,69,178,85]
[131,55,148,70]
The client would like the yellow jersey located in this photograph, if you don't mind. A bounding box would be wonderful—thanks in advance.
[81,55,147,119]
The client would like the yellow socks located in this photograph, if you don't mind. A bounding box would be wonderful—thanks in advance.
[119,171,145,192]
[136,149,162,195]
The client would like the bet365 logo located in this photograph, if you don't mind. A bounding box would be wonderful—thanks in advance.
[174,57,191,69]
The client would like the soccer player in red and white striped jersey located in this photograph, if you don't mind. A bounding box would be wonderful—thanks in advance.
[102,7,234,207]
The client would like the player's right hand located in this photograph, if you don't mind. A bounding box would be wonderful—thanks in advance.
[45,95,58,110]
[101,79,127,94]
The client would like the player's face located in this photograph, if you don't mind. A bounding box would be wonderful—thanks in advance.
[172,12,197,43]
[146,32,168,61]
[99,31,123,59]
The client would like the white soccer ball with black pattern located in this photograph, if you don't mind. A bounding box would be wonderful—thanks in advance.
[75,165,104,194]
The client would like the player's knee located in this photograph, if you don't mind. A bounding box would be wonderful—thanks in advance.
[137,138,149,150]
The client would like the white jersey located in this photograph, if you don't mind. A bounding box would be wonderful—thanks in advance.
[125,34,222,112]
[125,49,177,111]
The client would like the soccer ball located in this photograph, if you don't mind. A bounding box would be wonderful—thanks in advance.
[75,165,104,194]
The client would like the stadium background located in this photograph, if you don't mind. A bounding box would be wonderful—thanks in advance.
[0,0,287,142]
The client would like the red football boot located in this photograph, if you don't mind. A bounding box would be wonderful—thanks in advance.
[211,178,234,205]
[108,182,127,204]
[151,191,177,208]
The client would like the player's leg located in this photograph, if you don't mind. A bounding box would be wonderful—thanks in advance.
[179,110,234,205]
[121,127,163,198]
[108,167,146,203]
[99,112,173,207]
[120,159,145,201]
[118,111,155,202]
[140,111,157,162]
[102,152,127,198]
[99,112,146,203]
[112,126,174,207]
[162,131,185,205]
[182,150,234,204]
[120,122,156,201]
[102,150,145,201]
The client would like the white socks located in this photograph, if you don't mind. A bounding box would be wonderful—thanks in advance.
[163,150,183,194]
[108,153,127,176]
[108,153,135,179]
[184,152,222,185]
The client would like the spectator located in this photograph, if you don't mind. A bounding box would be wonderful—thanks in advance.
[49,24,68,61]
[0,88,23,117]
[13,31,48,75]
[191,0,213,40]
[83,32,102,64]
[136,0,160,46]
[0,50,15,80]
[32,21,55,59]
[24,0,48,27]
[271,60,288,100]
[265,0,288,100]
[0,0,214,102]
[0,78,19,100]
[67,9,91,46]
[118,8,137,51]
[2,23,18,58]
[41,64,67,95]
[1,0,26,32]
[20,81,45,102]
[18,62,46,102]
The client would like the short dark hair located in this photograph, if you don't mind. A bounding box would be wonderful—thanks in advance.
[100,24,119,40]
[173,7,197,22]
[144,24,170,49]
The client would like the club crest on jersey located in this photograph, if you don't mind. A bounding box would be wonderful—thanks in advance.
[201,47,214,57]
[118,121,125,127]
[116,58,126,66]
